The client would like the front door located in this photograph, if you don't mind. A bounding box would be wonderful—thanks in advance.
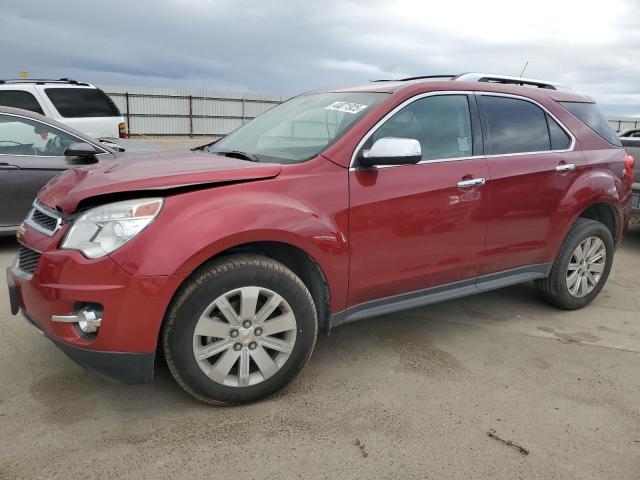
[348,93,490,307]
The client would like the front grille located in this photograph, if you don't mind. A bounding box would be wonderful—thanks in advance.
[18,245,41,275]
[26,203,61,235]
[31,208,59,231]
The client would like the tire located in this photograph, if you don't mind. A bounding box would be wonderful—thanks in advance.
[162,254,318,405]
[535,218,614,310]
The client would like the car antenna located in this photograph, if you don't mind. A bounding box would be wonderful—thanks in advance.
[519,61,529,77]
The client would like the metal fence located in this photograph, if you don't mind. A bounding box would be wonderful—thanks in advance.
[100,85,289,138]
[101,85,639,138]
[608,117,640,133]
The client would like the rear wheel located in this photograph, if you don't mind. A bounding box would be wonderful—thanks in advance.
[535,218,614,310]
[163,254,317,405]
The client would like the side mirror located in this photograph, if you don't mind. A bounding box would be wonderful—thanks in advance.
[359,137,422,167]
[65,142,99,161]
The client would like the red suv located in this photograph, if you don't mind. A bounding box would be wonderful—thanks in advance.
[6,73,634,404]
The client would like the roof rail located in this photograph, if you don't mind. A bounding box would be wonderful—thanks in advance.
[0,78,89,86]
[371,74,457,83]
[453,73,570,91]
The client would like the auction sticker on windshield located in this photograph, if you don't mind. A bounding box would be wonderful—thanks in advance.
[325,101,368,114]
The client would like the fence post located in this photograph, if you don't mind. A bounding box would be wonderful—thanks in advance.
[188,95,194,138]
[125,92,131,137]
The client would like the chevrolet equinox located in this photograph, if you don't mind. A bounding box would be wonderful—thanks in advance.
[7,73,635,404]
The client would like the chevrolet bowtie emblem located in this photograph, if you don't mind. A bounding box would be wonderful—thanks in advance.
[16,223,26,239]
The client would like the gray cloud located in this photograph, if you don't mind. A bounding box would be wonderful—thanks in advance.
[1,0,639,115]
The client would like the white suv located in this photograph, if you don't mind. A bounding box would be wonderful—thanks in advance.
[0,78,126,138]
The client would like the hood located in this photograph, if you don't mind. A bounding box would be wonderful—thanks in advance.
[38,151,282,213]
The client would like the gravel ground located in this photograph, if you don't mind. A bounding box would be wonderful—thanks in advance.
[0,228,639,480]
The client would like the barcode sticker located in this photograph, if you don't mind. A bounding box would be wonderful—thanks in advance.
[325,101,368,114]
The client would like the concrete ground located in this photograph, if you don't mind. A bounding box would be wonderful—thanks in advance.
[1,229,639,480]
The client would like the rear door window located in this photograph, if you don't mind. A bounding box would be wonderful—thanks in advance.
[481,96,551,155]
[45,88,121,118]
[560,101,622,146]
[0,90,44,114]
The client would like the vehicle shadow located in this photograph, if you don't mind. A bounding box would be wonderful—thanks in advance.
[0,235,18,252]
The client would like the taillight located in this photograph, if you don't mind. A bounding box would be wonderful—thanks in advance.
[118,122,127,139]
[624,153,635,183]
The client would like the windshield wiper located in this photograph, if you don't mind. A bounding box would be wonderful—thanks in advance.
[211,149,260,162]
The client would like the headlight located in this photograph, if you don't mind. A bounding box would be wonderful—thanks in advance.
[62,198,163,258]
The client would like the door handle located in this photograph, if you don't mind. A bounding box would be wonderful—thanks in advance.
[457,177,486,189]
[0,162,20,170]
[555,163,575,172]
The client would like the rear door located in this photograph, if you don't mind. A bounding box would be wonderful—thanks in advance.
[477,93,587,275]
[35,85,124,138]
[348,93,490,306]
[0,113,110,226]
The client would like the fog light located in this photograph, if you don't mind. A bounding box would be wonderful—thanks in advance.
[78,310,101,333]
[52,307,102,333]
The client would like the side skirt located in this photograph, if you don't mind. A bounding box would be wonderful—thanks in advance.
[329,263,551,330]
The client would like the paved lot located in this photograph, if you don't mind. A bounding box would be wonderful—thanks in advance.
[1,229,639,480]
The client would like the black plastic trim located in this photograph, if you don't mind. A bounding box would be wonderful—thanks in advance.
[51,339,156,384]
[329,263,552,329]
[6,267,19,315]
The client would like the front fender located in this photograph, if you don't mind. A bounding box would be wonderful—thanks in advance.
[109,162,349,312]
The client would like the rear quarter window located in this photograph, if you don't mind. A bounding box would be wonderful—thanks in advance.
[560,101,622,147]
[0,90,44,114]
[45,88,121,118]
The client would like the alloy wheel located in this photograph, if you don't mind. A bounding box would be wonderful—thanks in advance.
[192,286,297,387]
[566,236,607,298]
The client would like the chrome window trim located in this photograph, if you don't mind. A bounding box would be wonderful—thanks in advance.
[24,201,63,236]
[0,152,110,159]
[349,90,576,170]
[0,111,110,155]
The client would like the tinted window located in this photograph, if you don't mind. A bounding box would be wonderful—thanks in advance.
[547,114,571,150]
[45,88,121,118]
[560,101,622,146]
[0,114,82,156]
[368,95,473,161]
[482,96,550,155]
[0,90,44,114]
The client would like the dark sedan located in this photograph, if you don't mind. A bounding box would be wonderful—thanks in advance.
[0,106,122,235]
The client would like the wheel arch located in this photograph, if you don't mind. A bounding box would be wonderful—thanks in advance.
[577,201,620,244]
[160,240,333,348]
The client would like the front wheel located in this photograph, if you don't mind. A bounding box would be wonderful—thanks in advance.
[162,254,318,405]
[535,218,614,310]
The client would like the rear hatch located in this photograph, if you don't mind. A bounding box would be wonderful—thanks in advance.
[621,137,640,183]
[35,85,124,138]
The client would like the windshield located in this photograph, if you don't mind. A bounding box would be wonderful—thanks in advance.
[208,92,386,163]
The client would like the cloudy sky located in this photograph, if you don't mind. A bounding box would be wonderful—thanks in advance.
[2,0,639,115]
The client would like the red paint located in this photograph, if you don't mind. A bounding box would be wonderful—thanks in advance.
[10,80,631,361]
